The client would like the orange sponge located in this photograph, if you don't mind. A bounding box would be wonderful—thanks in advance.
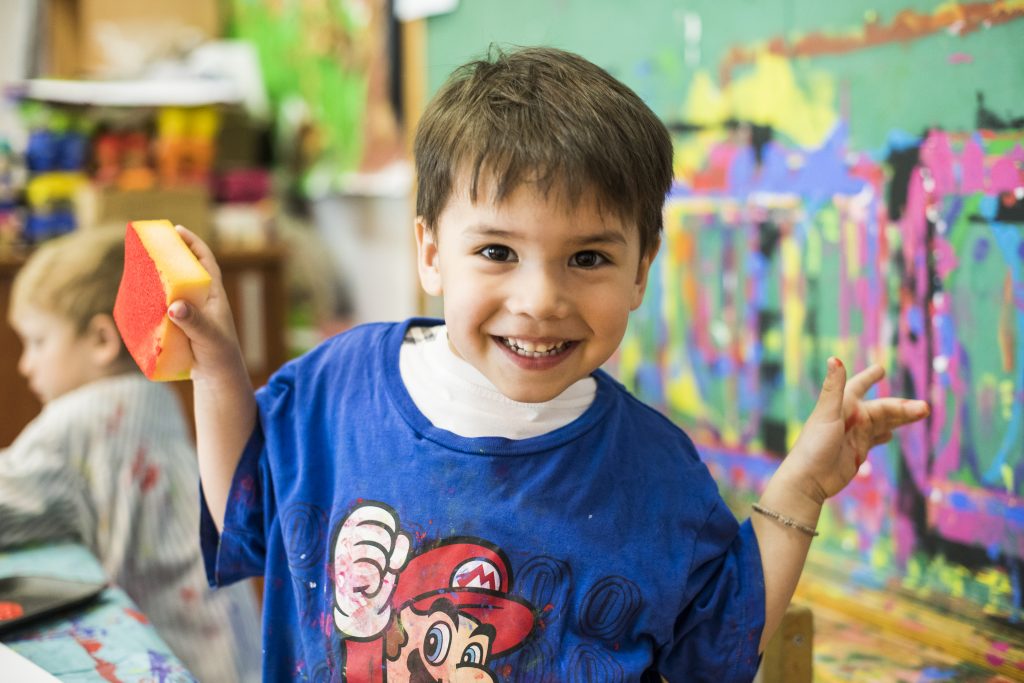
[113,220,211,381]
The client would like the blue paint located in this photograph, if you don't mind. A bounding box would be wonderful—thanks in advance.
[879,129,922,156]
[947,490,974,511]
[918,666,957,682]
[973,237,990,262]
[979,195,999,221]
[906,305,925,337]
[982,222,1024,485]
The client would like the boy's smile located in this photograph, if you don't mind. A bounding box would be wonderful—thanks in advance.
[416,173,656,404]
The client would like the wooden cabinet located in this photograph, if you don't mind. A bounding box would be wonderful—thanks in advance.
[0,258,40,445]
[0,245,289,447]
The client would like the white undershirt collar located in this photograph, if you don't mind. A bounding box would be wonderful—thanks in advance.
[398,325,596,439]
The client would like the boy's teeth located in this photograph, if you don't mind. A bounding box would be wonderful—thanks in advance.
[502,337,569,357]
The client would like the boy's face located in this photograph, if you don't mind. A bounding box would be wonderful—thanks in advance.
[11,305,103,404]
[417,174,655,403]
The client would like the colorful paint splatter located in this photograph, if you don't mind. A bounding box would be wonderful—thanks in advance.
[614,50,1024,673]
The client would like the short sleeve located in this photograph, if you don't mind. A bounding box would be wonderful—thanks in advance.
[657,502,765,682]
[199,421,270,586]
[200,365,298,587]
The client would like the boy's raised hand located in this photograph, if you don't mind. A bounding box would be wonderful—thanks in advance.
[166,226,247,382]
[782,358,930,505]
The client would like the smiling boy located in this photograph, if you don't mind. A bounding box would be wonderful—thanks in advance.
[173,46,928,681]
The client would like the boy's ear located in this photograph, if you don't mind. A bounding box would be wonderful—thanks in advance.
[630,237,661,311]
[415,217,443,297]
[86,313,125,368]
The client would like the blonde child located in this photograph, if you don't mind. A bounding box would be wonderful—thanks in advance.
[2,227,260,682]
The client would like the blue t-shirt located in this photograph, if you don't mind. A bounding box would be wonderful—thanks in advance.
[201,319,765,682]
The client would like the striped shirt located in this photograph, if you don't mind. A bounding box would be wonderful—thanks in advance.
[0,374,261,682]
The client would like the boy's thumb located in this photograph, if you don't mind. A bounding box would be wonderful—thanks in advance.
[167,300,195,329]
[813,357,846,422]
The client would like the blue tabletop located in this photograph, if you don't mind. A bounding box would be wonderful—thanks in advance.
[0,543,195,682]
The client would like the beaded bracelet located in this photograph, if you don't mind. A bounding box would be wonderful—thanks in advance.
[751,503,820,538]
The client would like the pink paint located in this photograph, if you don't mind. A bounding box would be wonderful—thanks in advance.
[928,482,1024,559]
[893,511,919,566]
[920,130,957,194]
[948,52,974,64]
[931,351,964,484]
[961,137,985,192]
[989,156,1020,193]
[932,237,959,280]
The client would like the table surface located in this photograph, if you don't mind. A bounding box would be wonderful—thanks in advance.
[0,543,195,682]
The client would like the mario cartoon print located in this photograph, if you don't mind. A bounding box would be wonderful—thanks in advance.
[332,502,536,682]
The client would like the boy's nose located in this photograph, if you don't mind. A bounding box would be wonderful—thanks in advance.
[506,267,569,320]
[16,350,30,377]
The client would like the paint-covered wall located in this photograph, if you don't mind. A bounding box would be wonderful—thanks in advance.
[426,0,1024,664]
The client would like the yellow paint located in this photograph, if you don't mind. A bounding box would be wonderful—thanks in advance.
[674,130,727,186]
[786,419,803,451]
[820,205,840,243]
[781,236,804,387]
[727,52,838,148]
[667,373,704,418]
[999,272,1015,372]
[869,543,890,571]
[682,69,730,126]
[674,54,838,183]
[976,567,1012,597]
[1001,464,1014,494]
[618,336,642,389]
[844,217,861,276]
[999,379,1014,421]
[722,424,740,447]
[806,227,822,276]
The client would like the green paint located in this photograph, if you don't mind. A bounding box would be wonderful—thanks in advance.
[426,0,1024,151]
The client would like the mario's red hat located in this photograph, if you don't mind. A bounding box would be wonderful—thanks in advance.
[391,540,534,656]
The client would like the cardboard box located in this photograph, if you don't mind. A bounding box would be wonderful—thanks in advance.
[85,185,213,242]
[45,0,221,78]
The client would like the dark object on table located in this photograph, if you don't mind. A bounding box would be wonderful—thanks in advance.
[0,575,106,636]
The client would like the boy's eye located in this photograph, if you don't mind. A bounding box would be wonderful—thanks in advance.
[570,251,607,268]
[479,245,515,262]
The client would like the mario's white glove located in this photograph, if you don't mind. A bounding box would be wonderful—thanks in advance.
[332,503,411,639]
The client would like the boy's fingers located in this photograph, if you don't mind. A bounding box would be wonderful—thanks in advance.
[871,430,894,448]
[175,225,223,280]
[846,364,885,399]
[866,397,930,428]
[167,299,208,340]
[812,357,847,422]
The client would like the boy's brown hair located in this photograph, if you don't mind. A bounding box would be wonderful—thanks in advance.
[9,226,127,339]
[414,45,673,257]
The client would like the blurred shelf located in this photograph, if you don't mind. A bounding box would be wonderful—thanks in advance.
[8,78,242,107]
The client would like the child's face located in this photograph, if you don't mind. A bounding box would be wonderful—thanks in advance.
[10,305,103,404]
[417,174,655,403]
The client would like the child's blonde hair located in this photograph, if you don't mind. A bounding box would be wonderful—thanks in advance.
[9,226,127,338]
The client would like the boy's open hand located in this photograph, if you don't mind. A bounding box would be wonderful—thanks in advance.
[166,226,247,383]
[782,358,930,506]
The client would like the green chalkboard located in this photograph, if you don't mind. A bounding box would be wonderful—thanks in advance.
[426,0,1024,151]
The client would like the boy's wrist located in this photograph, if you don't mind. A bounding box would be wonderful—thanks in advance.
[191,353,253,392]
[759,466,825,527]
